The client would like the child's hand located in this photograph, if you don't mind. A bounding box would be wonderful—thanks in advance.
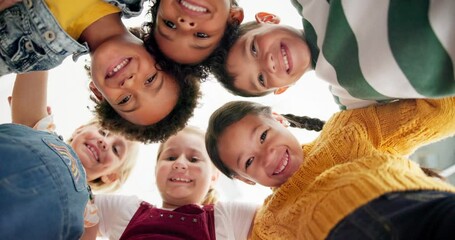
[84,199,99,228]
[0,0,22,11]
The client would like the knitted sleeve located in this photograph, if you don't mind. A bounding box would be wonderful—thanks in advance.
[371,97,455,156]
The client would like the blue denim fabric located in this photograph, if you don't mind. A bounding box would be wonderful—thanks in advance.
[327,190,455,240]
[0,0,144,76]
[0,124,88,240]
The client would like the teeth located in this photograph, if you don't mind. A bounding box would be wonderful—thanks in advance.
[281,47,290,72]
[273,151,289,175]
[171,177,192,183]
[107,59,129,77]
[180,0,207,12]
[87,145,99,162]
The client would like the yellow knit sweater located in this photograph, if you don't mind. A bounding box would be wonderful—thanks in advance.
[251,97,455,240]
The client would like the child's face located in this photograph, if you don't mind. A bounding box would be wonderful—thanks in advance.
[156,129,218,208]
[227,24,311,95]
[90,34,180,126]
[217,113,303,187]
[70,124,132,182]
[154,0,243,64]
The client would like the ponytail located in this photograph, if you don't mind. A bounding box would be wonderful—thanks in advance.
[281,113,325,132]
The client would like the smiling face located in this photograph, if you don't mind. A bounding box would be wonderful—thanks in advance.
[154,0,243,64]
[155,128,218,209]
[227,23,311,95]
[70,124,133,182]
[90,33,180,126]
[217,113,303,187]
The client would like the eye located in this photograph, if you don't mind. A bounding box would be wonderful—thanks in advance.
[98,129,108,137]
[118,95,131,105]
[145,73,157,85]
[195,32,209,38]
[166,156,177,161]
[190,156,199,163]
[163,20,176,29]
[245,157,254,170]
[250,39,258,57]
[260,130,268,143]
[258,74,265,87]
[112,145,120,156]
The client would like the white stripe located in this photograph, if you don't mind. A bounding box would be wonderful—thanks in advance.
[342,0,424,98]
[316,53,377,109]
[296,0,374,109]
[429,0,455,78]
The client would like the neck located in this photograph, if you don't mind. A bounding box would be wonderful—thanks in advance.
[79,12,126,52]
[161,201,201,210]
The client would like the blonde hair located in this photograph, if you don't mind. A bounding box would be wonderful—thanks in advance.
[68,118,140,192]
[157,126,219,204]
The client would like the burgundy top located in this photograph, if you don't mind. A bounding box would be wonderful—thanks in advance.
[119,201,216,240]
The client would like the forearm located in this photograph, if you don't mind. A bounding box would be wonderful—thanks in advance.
[375,97,455,155]
[11,71,49,127]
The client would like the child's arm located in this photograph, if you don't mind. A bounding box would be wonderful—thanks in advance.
[11,71,49,127]
[0,0,21,11]
[365,97,455,156]
[80,224,99,240]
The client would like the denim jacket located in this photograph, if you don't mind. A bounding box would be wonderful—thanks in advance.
[0,0,146,76]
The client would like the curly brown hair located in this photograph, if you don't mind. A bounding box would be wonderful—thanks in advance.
[87,20,203,143]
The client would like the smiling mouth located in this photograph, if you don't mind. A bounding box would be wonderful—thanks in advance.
[170,177,192,183]
[179,0,208,13]
[106,58,130,78]
[85,144,100,163]
[280,45,291,74]
[273,150,289,175]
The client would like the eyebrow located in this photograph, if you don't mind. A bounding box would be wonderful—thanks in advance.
[157,27,172,41]
[190,44,212,50]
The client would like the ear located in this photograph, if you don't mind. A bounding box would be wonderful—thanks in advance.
[255,12,280,24]
[233,175,256,185]
[101,173,118,184]
[272,112,290,127]
[89,81,104,101]
[210,170,220,188]
[274,86,289,95]
[228,6,244,25]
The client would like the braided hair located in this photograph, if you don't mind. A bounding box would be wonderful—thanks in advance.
[280,113,325,132]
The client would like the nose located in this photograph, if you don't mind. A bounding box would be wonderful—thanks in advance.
[260,144,276,167]
[119,74,135,88]
[264,52,276,73]
[177,16,196,30]
[97,139,108,151]
[172,156,188,170]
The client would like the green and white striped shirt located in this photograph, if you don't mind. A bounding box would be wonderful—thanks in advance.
[292,0,455,110]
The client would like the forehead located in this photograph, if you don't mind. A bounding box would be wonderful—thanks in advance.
[162,130,205,150]
[218,114,268,148]
[226,36,258,93]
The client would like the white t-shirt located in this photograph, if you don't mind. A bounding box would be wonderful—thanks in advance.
[95,194,259,240]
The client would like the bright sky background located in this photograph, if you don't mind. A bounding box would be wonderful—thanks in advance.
[0,0,339,205]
